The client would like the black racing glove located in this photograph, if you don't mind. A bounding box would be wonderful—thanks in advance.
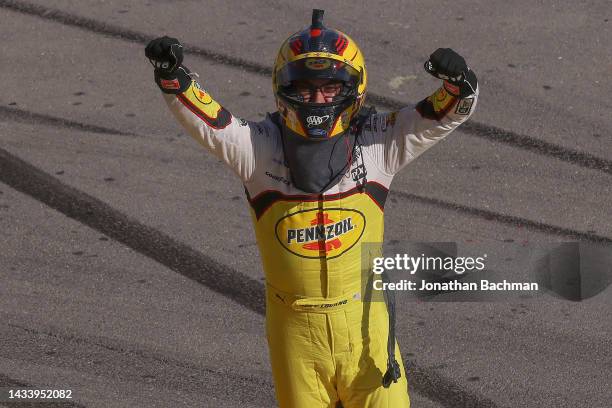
[424,48,477,98]
[145,36,191,94]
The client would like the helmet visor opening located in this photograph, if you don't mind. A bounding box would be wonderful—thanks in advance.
[277,58,360,103]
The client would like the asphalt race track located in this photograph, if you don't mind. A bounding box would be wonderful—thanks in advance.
[0,1,610,407]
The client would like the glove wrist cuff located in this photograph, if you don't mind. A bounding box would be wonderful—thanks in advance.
[443,81,461,96]
[444,69,478,98]
[154,66,192,94]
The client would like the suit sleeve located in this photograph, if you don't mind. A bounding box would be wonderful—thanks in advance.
[368,82,479,176]
[162,80,256,182]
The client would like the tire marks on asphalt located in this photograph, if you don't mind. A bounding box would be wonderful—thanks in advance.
[0,0,269,75]
[0,147,502,407]
[393,191,612,244]
[0,106,133,137]
[2,321,276,405]
[368,95,612,175]
[0,147,265,315]
[1,0,610,176]
[461,121,612,175]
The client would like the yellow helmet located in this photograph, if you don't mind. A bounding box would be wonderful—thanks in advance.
[272,9,367,140]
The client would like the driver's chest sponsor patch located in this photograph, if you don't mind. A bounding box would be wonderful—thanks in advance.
[287,217,353,244]
[275,208,366,259]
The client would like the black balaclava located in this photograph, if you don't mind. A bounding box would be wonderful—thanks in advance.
[281,123,355,193]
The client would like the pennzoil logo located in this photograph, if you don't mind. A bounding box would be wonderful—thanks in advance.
[305,59,331,70]
[193,89,212,105]
[192,83,213,105]
[275,208,366,259]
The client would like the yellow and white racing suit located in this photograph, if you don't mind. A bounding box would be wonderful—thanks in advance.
[162,80,478,407]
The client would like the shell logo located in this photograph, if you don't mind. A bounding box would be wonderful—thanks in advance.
[275,208,366,259]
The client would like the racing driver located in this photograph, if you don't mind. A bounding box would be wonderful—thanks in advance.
[145,9,478,408]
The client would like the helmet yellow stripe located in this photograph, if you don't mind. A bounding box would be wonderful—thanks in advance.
[286,52,360,71]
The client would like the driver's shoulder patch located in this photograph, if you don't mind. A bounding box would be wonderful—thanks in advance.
[455,97,475,115]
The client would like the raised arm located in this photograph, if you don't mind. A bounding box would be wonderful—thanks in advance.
[145,36,256,182]
[368,48,479,176]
